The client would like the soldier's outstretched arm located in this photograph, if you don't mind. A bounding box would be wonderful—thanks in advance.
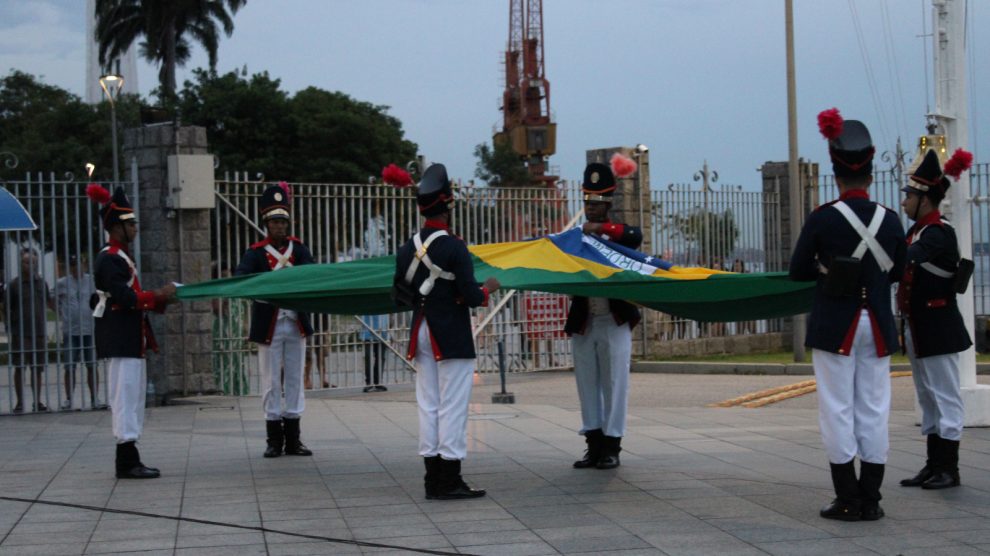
[789,213,819,281]
[451,242,488,308]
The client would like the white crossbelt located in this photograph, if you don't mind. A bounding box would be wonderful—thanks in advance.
[911,222,957,279]
[831,201,894,273]
[93,246,136,318]
[404,230,456,296]
[264,242,294,270]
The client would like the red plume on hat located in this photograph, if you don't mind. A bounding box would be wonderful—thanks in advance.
[381,163,413,188]
[817,108,844,140]
[86,183,111,205]
[943,148,973,181]
[277,180,293,203]
[610,153,637,179]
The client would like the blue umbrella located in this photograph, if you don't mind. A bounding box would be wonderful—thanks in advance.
[0,188,36,231]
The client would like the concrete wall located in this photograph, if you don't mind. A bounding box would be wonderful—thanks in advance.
[123,125,215,400]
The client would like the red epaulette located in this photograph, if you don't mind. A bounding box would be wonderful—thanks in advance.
[813,199,839,212]
[250,238,271,250]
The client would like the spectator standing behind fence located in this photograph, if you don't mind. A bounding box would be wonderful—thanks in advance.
[211,263,249,395]
[56,254,101,410]
[7,249,53,413]
[360,314,389,392]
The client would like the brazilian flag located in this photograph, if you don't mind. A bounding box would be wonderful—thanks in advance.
[178,228,813,322]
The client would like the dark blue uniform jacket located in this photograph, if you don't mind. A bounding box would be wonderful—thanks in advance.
[94,239,166,359]
[235,237,315,344]
[789,190,906,356]
[394,221,488,361]
[564,222,644,334]
[898,211,972,357]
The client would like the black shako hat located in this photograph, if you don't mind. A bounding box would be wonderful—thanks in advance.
[417,163,454,217]
[829,120,875,179]
[903,149,948,197]
[259,185,291,221]
[582,163,616,202]
[101,186,136,230]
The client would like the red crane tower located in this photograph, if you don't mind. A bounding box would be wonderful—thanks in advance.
[495,0,557,185]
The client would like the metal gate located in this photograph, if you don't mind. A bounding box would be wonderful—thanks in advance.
[1,160,140,414]
[211,174,584,395]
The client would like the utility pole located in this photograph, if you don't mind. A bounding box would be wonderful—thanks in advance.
[785,0,805,362]
[931,0,990,425]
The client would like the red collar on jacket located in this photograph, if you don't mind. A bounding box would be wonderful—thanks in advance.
[424,218,450,231]
[108,237,131,254]
[839,189,870,201]
[915,209,943,228]
[250,236,299,250]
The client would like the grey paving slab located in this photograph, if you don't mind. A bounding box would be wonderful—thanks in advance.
[0,373,988,556]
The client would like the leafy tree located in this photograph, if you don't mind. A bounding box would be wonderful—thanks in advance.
[0,70,141,182]
[173,68,291,178]
[95,0,247,99]
[473,141,530,187]
[175,69,418,183]
[670,208,740,267]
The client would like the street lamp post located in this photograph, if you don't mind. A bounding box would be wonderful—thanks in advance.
[99,73,124,183]
[631,144,649,357]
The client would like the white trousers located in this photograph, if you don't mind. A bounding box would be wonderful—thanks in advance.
[415,322,474,461]
[571,315,632,437]
[905,328,963,441]
[813,310,891,464]
[258,318,306,421]
[109,357,146,443]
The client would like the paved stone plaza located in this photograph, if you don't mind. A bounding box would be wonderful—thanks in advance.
[1,372,989,555]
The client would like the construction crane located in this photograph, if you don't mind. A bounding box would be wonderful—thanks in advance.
[495,0,557,185]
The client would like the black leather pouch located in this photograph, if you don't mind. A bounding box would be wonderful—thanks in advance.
[954,258,974,294]
[823,256,862,297]
[391,279,417,308]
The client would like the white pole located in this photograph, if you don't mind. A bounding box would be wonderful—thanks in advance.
[785,0,806,362]
[932,0,990,425]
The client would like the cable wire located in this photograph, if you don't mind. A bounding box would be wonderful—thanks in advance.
[0,496,476,556]
[849,0,892,149]
[880,0,910,139]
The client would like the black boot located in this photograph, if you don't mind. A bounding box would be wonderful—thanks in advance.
[820,461,861,521]
[133,444,160,474]
[115,441,160,479]
[596,436,621,469]
[423,456,442,500]
[923,437,960,489]
[858,461,885,521]
[435,459,486,500]
[264,420,284,458]
[573,429,603,469]
[901,434,937,487]
[283,418,313,456]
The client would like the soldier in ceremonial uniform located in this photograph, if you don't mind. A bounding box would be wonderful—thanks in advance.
[393,163,499,500]
[898,148,973,490]
[235,183,315,458]
[565,157,642,470]
[88,185,177,479]
[790,109,906,521]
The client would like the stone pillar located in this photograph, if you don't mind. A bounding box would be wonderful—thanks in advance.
[585,147,653,357]
[760,159,819,347]
[122,125,215,400]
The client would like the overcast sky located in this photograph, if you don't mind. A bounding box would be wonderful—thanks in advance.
[1,0,987,190]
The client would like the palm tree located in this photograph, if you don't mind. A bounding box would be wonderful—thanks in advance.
[95,0,246,98]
